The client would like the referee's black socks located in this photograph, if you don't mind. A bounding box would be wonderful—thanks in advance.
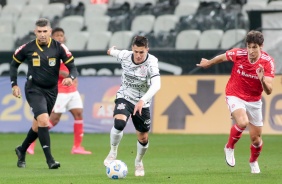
[21,128,38,152]
[38,127,53,162]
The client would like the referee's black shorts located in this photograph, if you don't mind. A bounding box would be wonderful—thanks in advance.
[113,98,151,133]
[25,80,58,119]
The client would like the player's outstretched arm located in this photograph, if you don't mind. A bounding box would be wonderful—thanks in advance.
[107,46,116,55]
[196,53,228,68]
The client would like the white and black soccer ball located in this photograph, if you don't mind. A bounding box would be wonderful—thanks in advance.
[106,160,128,179]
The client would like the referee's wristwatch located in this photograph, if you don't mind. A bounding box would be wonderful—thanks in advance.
[68,75,75,81]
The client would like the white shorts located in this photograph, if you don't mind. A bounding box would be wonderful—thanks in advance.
[225,96,263,126]
[53,91,83,113]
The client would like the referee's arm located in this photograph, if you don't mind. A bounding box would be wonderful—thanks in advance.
[10,58,21,87]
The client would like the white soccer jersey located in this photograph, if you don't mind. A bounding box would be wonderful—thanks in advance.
[112,49,160,107]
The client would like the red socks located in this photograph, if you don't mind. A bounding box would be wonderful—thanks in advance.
[250,142,263,163]
[74,120,84,148]
[226,124,245,149]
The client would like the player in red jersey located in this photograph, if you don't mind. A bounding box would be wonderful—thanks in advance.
[27,28,91,155]
[196,30,275,173]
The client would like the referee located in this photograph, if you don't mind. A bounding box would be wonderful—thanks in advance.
[10,18,78,169]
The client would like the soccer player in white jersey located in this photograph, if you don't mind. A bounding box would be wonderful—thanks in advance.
[196,30,275,174]
[103,36,161,176]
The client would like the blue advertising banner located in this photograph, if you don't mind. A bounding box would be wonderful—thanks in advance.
[0,77,137,133]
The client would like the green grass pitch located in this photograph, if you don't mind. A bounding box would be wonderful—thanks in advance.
[0,133,281,184]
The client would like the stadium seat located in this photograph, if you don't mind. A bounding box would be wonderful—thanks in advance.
[131,15,155,34]
[153,15,179,36]
[6,0,28,6]
[203,0,221,2]
[178,0,199,6]
[71,0,92,6]
[246,0,268,6]
[85,15,110,33]
[20,5,43,19]
[241,3,265,20]
[86,31,112,50]
[28,0,49,5]
[174,3,198,17]
[198,29,224,49]
[113,0,135,9]
[220,29,247,49]
[41,3,65,21]
[1,4,23,22]
[0,17,14,34]
[84,4,108,18]
[265,1,282,10]
[59,15,85,37]
[109,31,135,49]
[0,33,15,51]
[15,17,38,39]
[66,32,89,51]
[175,30,201,50]
[132,0,156,6]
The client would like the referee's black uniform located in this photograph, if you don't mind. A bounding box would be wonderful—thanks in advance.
[10,38,77,169]
[10,38,77,117]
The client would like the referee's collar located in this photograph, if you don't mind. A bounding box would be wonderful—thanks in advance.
[36,38,52,51]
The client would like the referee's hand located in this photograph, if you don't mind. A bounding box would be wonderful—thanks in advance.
[62,78,73,86]
[12,86,21,98]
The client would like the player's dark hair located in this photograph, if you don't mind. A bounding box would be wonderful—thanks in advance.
[245,30,264,46]
[52,27,65,36]
[35,18,51,27]
[132,36,148,48]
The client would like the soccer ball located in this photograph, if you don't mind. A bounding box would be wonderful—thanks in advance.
[106,160,128,179]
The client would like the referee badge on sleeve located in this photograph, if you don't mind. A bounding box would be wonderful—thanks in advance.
[49,58,56,66]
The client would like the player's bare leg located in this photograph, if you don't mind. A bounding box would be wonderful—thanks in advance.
[249,123,262,174]
[135,131,148,177]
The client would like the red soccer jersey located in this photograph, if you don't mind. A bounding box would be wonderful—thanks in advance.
[58,62,77,93]
[225,48,275,102]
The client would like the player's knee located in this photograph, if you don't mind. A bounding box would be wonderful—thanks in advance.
[138,139,148,146]
[114,119,127,131]
[71,109,83,120]
[250,136,261,146]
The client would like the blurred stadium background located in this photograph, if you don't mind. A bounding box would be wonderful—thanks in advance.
[0,0,282,135]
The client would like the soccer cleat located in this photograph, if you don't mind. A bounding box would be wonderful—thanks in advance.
[71,146,92,155]
[135,161,145,176]
[15,146,26,168]
[47,160,60,169]
[224,144,235,167]
[27,142,35,155]
[250,161,260,174]
[103,152,117,167]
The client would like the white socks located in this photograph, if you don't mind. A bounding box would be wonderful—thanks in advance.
[135,141,149,164]
[110,127,123,153]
